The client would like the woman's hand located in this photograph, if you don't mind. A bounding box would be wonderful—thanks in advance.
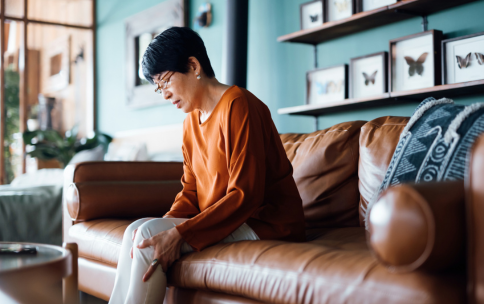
[137,227,185,282]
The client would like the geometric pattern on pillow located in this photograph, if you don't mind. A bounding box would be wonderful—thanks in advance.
[365,97,484,227]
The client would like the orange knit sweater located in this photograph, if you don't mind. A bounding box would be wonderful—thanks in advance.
[165,86,305,251]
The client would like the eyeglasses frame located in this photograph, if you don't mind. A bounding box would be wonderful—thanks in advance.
[154,71,175,94]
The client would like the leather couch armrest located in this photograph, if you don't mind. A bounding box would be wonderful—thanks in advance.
[65,161,184,183]
[368,181,465,272]
[62,161,183,242]
[66,181,183,221]
[467,134,484,304]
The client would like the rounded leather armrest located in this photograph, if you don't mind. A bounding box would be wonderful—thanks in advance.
[65,181,183,221]
[368,181,465,272]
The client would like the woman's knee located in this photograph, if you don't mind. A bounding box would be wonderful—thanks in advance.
[136,218,183,240]
[124,218,153,240]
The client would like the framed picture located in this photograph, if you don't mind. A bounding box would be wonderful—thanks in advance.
[359,0,398,12]
[349,52,387,99]
[307,64,348,105]
[390,30,442,92]
[327,0,355,22]
[442,31,484,85]
[45,35,70,92]
[300,0,325,30]
[125,0,188,109]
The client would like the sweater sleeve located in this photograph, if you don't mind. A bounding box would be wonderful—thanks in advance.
[164,145,201,218]
[175,97,267,251]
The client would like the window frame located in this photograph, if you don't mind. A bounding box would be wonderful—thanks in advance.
[0,0,97,183]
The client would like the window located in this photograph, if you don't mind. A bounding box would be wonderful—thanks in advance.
[1,0,95,184]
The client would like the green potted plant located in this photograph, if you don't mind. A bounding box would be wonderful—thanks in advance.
[23,126,113,168]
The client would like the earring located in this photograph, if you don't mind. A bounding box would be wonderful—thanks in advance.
[196,74,201,80]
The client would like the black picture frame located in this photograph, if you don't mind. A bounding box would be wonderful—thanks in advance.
[349,51,388,99]
[300,0,326,30]
[442,31,484,85]
[389,30,443,92]
[306,64,348,105]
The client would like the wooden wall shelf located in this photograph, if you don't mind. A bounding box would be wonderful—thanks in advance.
[278,0,479,45]
[277,80,484,116]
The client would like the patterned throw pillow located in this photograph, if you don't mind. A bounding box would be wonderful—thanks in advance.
[365,97,484,227]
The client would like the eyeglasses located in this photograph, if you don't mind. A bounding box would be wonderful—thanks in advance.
[154,71,174,94]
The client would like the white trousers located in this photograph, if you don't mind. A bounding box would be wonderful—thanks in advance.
[108,218,259,304]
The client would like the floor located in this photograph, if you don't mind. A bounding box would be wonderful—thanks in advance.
[80,292,108,304]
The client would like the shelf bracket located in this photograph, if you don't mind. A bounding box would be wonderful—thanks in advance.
[314,45,318,68]
[394,9,428,32]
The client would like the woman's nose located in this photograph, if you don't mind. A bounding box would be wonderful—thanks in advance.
[163,90,172,100]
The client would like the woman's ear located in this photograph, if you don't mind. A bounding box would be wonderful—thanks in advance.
[187,56,201,74]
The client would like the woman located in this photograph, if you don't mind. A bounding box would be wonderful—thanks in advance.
[109,27,305,304]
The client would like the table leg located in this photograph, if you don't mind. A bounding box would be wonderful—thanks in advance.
[63,242,79,304]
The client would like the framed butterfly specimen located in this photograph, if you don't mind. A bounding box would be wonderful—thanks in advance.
[389,30,442,92]
[349,52,387,99]
[326,0,355,22]
[300,0,325,30]
[442,31,484,85]
[307,64,348,105]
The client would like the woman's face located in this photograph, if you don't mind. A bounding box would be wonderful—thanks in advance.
[153,64,201,113]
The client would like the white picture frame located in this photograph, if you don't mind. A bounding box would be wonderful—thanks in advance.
[443,32,484,85]
[125,0,187,109]
[327,0,354,22]
[350,52,387,99]
[307,65,348,105]
[361,0,398,12]
[300,0,324,30]
[390,30,442,92]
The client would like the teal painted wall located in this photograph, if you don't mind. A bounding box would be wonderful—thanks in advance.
[96,0,225,135]
[96,0,484,135]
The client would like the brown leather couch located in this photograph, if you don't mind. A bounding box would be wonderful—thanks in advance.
[63,116,482,304]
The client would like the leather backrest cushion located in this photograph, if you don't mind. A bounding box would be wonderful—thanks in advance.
[280,120,366,231]
[358,116,409,226]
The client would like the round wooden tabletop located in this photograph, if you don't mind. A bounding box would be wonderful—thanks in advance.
[0,242,72,304]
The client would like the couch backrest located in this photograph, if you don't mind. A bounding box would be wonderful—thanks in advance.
[358,116,409,226]
[280,116,409,232]
[280,120,366,236]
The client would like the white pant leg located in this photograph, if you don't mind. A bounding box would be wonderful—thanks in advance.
[110,218,259,304]
[124,218,188,304]
[108,218,154,304]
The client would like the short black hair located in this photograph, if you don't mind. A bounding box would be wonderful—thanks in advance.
[142,27,215,85]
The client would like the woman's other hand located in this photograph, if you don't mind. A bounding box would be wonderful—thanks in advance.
[137,227,185,282]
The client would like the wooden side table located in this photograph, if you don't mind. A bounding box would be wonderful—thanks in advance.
[0,242,78,304]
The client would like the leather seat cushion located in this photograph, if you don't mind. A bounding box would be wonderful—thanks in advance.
[71,221,465,304]
[69,219,131,266]
[168,227,465,304]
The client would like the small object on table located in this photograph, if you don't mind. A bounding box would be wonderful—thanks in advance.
[0,244,38,255]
